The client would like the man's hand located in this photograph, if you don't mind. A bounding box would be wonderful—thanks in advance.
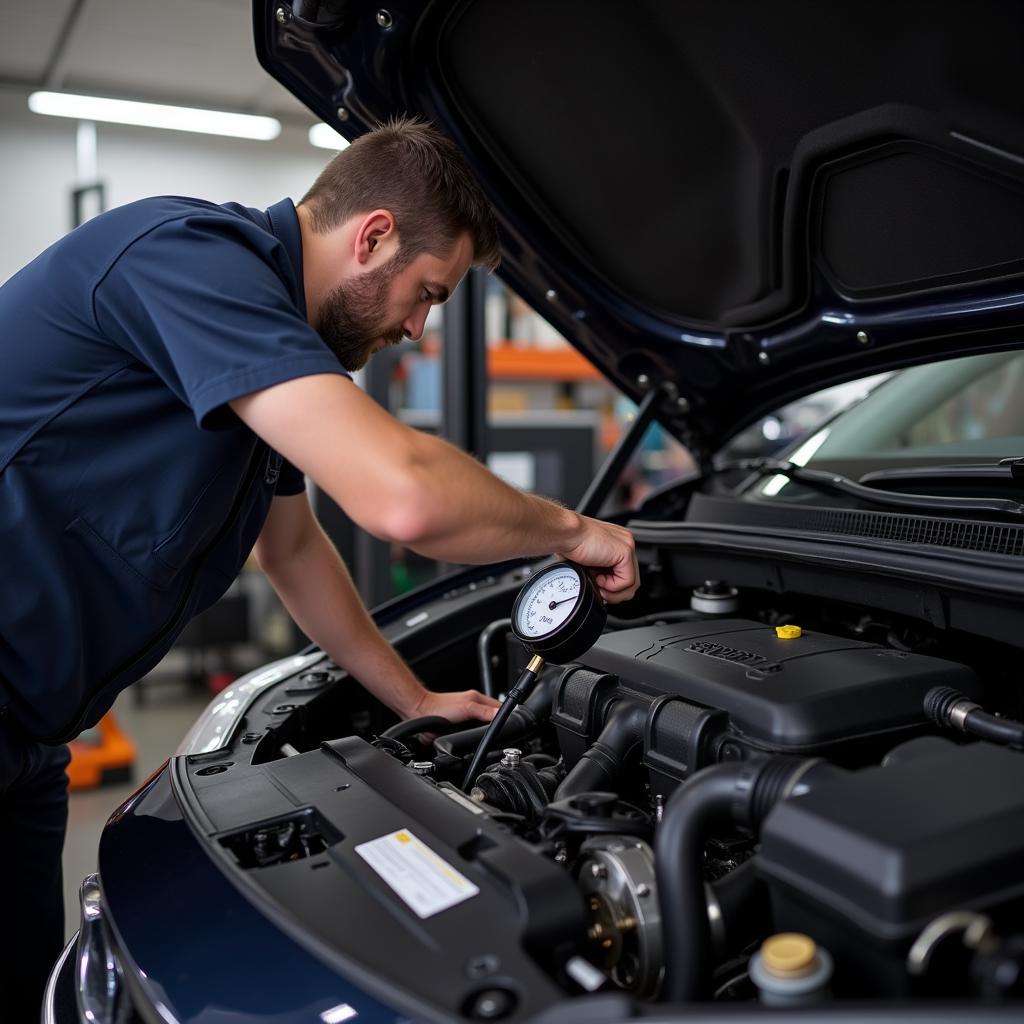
[558,517,639,604]
[408,688,501,724]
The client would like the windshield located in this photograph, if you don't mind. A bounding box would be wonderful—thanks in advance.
[751,350,1024,500]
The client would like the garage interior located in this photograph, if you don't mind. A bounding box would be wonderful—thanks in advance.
[0,0,693,944]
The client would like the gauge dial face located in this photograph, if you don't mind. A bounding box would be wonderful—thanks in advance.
[515,565,582,639]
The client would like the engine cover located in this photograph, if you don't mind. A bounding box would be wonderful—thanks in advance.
[553,619,979,787]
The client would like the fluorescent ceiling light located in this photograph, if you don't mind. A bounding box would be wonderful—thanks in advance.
[28,91,280,141]
[309,122,350,150]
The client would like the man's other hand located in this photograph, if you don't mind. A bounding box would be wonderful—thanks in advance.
[410,688,500,724]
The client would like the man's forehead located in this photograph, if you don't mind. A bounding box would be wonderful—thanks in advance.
[419,234,473,294]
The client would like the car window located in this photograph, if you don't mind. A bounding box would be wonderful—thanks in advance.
[788,350,1024,465]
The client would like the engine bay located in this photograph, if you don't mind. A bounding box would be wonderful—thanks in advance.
[177,560,1024,1019]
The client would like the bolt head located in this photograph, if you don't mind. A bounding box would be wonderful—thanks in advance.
[376,8,393,28]
[589,861,607,880]
[758,351,771,366]
[636,883,651,898]
[545,288,558,302]
[636,373,650,388]
[275,6,290,24]
[856,329,871,345]
[336,107,350,122]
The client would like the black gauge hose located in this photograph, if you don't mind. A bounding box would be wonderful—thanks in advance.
[463,655,544,789]
[432,679,554,758]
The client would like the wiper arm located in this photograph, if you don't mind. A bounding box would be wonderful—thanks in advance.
[740,459,1024,517]
[860,460,1024,487]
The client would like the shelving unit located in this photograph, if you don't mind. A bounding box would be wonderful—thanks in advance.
[486,343,602,381]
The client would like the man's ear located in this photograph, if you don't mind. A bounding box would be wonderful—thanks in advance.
[354,209,399,266]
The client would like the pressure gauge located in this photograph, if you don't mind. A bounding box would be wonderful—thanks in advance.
[511,561,607,663]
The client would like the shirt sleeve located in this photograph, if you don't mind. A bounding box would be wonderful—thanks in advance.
[91,210,349,430]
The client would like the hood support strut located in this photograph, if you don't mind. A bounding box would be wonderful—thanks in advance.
[577,383,665,518]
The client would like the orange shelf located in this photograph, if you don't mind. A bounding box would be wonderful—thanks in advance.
[487,344,602,381]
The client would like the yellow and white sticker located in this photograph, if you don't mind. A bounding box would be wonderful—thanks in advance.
[354,828,479,918]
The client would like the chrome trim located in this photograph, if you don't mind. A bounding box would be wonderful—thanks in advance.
[42,933,77,1024]
[949,698,981,732]
[77,873,129,1024]
[176,651,325,755]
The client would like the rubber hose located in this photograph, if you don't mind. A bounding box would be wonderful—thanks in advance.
[463,692,523,788]
[707,859,771,961]
[925,686,1024,748]
[553,701,646,800]
[477,618,512,698]
[656,757,825,1003]
[380,716,454,742]
[965,709,1024,747]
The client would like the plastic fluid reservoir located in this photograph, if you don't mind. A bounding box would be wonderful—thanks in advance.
[749,933,833,1006]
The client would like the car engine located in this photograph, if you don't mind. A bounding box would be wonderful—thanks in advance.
[352,602,1024,1008]
[195,566,1024,1019]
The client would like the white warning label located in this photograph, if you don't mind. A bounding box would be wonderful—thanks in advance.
[354,828,480,919]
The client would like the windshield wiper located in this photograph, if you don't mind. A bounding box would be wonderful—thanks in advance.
[734,458,1024,517]
[860,458,1024,487]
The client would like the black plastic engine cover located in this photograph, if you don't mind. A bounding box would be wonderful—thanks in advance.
[178,737,582,1021]
[574,619,977,750]
[758,739,1024,996]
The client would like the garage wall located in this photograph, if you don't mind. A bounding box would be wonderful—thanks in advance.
[0,88,330,284]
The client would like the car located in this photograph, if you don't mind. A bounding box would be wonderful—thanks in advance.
[46,1,1024,1021]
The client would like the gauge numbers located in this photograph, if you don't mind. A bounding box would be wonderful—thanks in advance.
[516,565,581,638]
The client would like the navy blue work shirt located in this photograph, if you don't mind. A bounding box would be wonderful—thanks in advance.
[0,197,348,741]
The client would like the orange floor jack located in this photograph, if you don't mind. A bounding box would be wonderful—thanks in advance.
[67,712,138,790]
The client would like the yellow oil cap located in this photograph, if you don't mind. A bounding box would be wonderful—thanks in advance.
[775,625,802,639]
[761,933,817,977]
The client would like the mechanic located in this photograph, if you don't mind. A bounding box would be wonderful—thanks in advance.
[0,117,638,1015]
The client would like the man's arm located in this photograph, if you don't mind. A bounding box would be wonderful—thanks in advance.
[254,492,499,722]
[231,374,637,602]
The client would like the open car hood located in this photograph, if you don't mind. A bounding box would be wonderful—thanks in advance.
[255,0,1024,454]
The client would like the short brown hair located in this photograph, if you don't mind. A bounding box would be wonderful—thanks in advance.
[300,116,500,271]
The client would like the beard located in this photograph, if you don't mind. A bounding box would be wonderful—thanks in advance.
[314,258,407,371]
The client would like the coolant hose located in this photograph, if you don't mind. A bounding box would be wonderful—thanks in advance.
[925,686,1024,749]
[656,757,832,1003]
[380,716,454,742]
[553,700,646,800]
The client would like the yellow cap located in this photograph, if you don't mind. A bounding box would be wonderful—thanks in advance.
[761,933,817,977]
[775,625,802,639]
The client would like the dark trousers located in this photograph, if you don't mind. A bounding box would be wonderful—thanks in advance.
[0,719,71,1022]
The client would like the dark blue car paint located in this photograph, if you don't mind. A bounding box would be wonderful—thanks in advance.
[253,1,1024,458]
[99,767,402,1024]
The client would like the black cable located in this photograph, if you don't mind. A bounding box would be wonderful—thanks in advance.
[463,655,544,789]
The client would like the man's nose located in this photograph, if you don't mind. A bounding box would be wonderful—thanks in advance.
[402,305,430,342]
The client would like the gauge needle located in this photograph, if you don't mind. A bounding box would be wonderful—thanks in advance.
[548,597,576,609]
